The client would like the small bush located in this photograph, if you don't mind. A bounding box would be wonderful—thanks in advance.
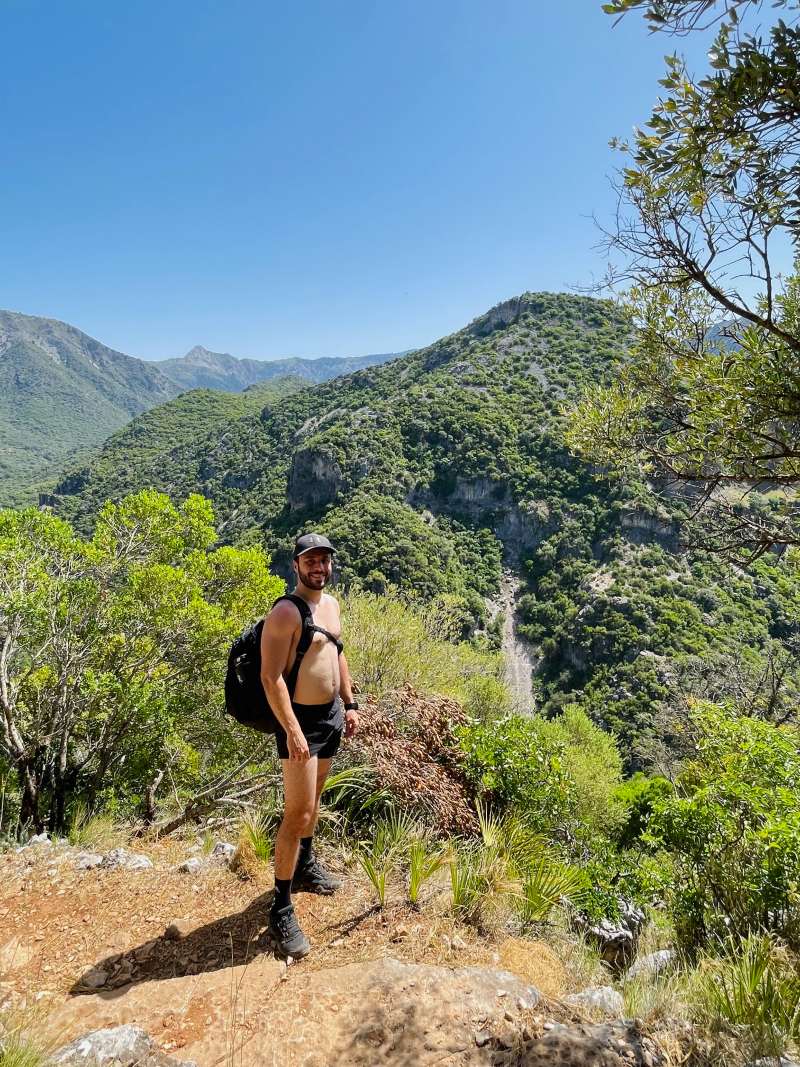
[458,706,624,842]
[234,808,274,875]
[67,802,126,851]
[689,935,800,1061]
[340,587,505,702]
[622,973,687,1024]
[516,856,589,926]
[356,813,417,907]
[407,837,448,906]
[650,704,800,951]
[0,1009,52,1067]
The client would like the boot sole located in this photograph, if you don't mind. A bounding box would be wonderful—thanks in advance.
[269,930,311,959]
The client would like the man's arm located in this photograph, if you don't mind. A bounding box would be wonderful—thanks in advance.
[260,602,310,762]
[339,652,358,739]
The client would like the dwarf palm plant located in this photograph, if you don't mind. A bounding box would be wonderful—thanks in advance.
[407,837,448,907]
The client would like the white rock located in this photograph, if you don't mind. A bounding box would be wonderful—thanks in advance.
[101,848,153,871]
[563,985,624,1016]
[177,858,203,875]
[26,832,51,846]
[74,852,104,870]
[210,841,236,865]
[51,1024,199,1065]
[626,949,677,980]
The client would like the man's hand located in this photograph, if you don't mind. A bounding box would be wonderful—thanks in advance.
[287,726,310,762]
[344,710,359,740]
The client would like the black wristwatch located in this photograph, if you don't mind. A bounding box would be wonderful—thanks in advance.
[344,701,359,711]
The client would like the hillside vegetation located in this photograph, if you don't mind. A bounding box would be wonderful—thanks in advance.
[0,311,179,507]
[0,310,401,508]
[49,292,800,766]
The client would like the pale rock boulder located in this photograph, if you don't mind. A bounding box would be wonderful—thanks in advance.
[74,852,104,871]
[100,848,153,871]
[210,841,236,865]
[563,985,624,1016]
[51,1024,197,1066]
[626,949,677,981]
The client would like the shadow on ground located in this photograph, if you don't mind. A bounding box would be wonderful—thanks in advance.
[69,889,279,994]
[69,893,384,995]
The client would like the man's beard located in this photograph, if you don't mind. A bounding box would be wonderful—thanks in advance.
[301,571,328,589]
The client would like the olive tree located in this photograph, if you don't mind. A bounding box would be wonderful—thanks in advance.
[0,490,283,832]
[569,1,800,560]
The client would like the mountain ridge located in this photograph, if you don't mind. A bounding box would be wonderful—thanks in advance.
[0,310,403,506]
[153,345,406,392]
[48,289,800,767]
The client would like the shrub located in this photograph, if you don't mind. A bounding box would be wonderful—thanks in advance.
[689,935,800,1061]
[457,706,624,842]
[407,837,449,907]
[650,703,800,951]
[340,587,505,702]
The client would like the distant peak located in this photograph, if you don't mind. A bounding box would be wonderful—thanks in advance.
[183,345,232,362]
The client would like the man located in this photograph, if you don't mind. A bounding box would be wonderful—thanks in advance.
[260,532,359,957]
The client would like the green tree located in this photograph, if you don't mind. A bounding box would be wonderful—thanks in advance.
[650,702,800,951]
[0,490,283,831]
[569,1,800,559]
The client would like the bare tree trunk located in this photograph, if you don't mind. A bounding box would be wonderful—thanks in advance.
[18,762,41,832]
[143,768,165,826]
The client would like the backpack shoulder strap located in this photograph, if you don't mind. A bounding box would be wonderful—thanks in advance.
[273,594,314,699]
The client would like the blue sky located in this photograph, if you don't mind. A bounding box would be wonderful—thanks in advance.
[3,1,714,361]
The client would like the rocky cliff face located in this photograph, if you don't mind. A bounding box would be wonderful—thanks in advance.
[619,507,679,549]
[287,447,344,511]
[410,477,552,564]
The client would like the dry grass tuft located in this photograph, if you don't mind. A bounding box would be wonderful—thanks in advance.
[498,937,567,998]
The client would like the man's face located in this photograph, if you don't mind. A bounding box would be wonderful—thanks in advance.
[295,548,333,589]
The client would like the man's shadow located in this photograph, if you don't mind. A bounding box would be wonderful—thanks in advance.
[69,889,279,995]
[69,892,381,996]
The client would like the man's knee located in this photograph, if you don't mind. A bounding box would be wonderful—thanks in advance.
[281,805,315,837]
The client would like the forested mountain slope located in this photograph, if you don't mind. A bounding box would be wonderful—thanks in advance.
[0,311,179,506]
[46,376,306,508]
[50,291,800,764]
[155,344,404,392]
[0,310,404,507]
[53,291,629,596]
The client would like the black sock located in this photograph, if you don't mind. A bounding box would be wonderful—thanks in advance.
[273,877,292,911]
[297,836,314,869]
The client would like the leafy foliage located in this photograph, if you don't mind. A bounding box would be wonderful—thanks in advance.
[53,292,631,614]
[0,490,283,831]
[690,934,800,1061]
[650,702,800,950]
[571,0,800,557]
[458,706,624,842]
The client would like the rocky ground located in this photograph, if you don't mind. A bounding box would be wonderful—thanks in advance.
[0,836,675,1065]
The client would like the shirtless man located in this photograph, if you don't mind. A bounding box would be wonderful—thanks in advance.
[260,533,358,957]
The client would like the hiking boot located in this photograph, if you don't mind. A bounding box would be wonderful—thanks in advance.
[269,904,310,958]
[293,856,343,895]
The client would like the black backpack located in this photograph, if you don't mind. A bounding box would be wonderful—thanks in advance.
[224,594,343,733]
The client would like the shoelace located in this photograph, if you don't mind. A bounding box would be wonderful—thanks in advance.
[274,909,301,936]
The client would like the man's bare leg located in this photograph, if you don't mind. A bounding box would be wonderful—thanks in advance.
[269,757,318,958]
[293,756,343,893]
[274,756,319,880]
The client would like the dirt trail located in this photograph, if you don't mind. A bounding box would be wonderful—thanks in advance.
[0,844,569,1066]
[497,572,537,715]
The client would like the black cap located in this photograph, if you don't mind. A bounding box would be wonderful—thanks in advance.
[293,532,336,558]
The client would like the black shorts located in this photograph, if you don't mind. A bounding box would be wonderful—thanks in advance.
[275,697,344,760]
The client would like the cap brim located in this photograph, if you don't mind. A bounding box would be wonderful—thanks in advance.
[294,546,336,558]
